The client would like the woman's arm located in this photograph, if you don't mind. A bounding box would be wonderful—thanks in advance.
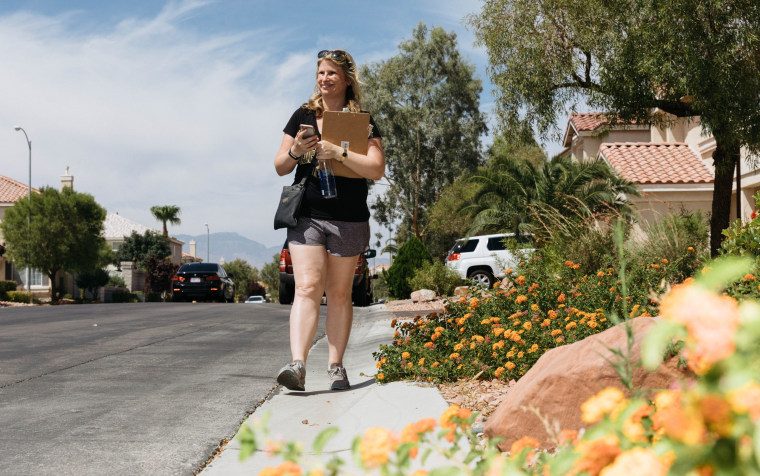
[274,129,319,176]
[315,137,386,181]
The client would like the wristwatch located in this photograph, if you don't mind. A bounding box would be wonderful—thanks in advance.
[339,148,347,163]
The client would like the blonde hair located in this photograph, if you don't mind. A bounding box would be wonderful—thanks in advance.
[303,50,362,117]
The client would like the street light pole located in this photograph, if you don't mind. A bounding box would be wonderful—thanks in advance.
[204,223,209,263]
[14,126,32,303]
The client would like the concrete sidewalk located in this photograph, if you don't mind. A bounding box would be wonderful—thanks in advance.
[200,304,450,475]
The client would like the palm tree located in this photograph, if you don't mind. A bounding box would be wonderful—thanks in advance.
[150,205,181,237]
[461,156,639,238]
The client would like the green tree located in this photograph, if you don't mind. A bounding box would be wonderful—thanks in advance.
[115,230,171,269]
[150,205,181,237]
[76,269,110,301]
[0,187,107,300]
[223,258,260,301]
[260,253,280,300]
[385,237,433,299]
[469,0,760,255]
[361,22,488,239]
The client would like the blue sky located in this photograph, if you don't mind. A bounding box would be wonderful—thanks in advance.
[0,0,565,258]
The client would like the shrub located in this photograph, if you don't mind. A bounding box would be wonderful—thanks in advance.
[107,274,126,288]
[6,290,32,303]
[409,260,463,297]
[631,210,709,283]
[0,280,18,300]
[385,237,432,299]
[110,290,136,303]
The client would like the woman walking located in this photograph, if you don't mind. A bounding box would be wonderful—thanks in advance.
[273,49,385,391]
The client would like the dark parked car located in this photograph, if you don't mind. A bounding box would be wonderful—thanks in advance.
[278,242,376,306]
[171,262,235,302]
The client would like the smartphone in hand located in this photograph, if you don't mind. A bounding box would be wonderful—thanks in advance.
[300,124,316,138]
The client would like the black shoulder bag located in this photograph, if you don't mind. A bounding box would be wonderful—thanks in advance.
[273,165,312,230]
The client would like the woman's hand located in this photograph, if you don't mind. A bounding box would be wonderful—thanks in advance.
[291,128,319,156]
[315,140,342,161]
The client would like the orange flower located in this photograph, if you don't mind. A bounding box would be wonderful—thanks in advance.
[548,310,558,319]
[469,297,480,308]
[566,322,577,330]
[557,429,579,446]
[528,283,539,292]
[522,321,532,331]
[440,405,472,442]
[551,329,562,337]
[557,293,566,303]
[541,318,551,327]
[390,319,397,328]
[687,246,695,252]
[505,361,516,370]
[581,387,627,423]
[699,394,733,436]
[494,367,505,378]
[651,390,705,444]
[599,447,669,476]
[744,273,756,281]
[509,435,539,462]
[597,271,605,277]
[377,373,384,380]
[659,283,740,374]
[359,427,398,468]
[402,351,411,360]
[516,295,527,304]
[515,275,526,285]
[729,382,760,421]
[504,268,512,274]
[401,418,436,458]
[571,435,621,476]
[260,462,303,476]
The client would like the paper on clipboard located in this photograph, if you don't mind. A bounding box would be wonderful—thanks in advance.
[322,111,371,155]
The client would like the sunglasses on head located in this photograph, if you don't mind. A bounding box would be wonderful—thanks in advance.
[318,50,350,64]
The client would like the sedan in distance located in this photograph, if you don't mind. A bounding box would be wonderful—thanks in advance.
[172,263,235,302]
[245,295,266,304]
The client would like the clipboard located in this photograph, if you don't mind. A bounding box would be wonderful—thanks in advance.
[322,111,371,155]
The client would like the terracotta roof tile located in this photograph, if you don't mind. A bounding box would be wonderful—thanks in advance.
[570,113,609,132]
[0,175,38,203]
[599,142,713,184]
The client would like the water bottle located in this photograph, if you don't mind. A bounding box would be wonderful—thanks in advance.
[317,159,337,199]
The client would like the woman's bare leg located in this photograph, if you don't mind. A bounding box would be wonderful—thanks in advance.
[324,253,360,366]
[288,244,328,362]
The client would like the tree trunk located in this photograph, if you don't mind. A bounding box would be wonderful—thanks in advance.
[47,271,58,303]
[710,138,741,256]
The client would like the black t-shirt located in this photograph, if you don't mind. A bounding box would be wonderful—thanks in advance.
[283,107,382,222]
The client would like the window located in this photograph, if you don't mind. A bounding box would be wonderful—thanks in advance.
[487,237,507,251]
[112,241,122,253]
[22,268,43,286]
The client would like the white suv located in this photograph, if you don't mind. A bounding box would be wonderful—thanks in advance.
[446,233,534,288]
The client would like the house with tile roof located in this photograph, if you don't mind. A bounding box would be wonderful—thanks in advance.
[560,112,758,226]
[1,171,184,299]
[0,175,42,293]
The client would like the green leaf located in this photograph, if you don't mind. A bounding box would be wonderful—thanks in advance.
[312,427,340,454]
[642,320,685,371]
[697,256,754,291]
[429,466,465,476]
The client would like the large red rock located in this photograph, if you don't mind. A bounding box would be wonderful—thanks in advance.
[483,317,687,450]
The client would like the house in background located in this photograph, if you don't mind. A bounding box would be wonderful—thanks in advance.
[560,112,758,226]
[0,174,45,297]
[1,169,184,299]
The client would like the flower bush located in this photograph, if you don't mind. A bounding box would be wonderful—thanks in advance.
[373,250,685,383]
[241,257,760,475]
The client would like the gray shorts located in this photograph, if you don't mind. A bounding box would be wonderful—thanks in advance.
[288,217,370,257]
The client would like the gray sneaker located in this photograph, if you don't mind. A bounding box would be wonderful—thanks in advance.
[277,360,306,391]
[328,363,350,390]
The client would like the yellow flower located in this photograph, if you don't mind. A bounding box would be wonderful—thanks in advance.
[729,382,760,421]
[431,362,439,368]
[551,329,562,337]
[531,303,539,311]
[377,373,384,380]
[599,447,669,476]
[516,295,527,304]
[359,427,398,468]
[566,321,577,330]
[581,387,627,423]
[517,351,524,358]
[505,361,515,370]
[449,353,460,360]
[493,328,505,337]
[402,352,411,360]
[522,321,532,331]
[440,405,472,442]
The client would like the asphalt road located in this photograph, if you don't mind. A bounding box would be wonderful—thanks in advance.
[0,302,324,476]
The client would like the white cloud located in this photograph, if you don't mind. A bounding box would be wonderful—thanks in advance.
[0,2,306,247]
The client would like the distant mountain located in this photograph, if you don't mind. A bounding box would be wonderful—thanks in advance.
[175,232,281,269]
